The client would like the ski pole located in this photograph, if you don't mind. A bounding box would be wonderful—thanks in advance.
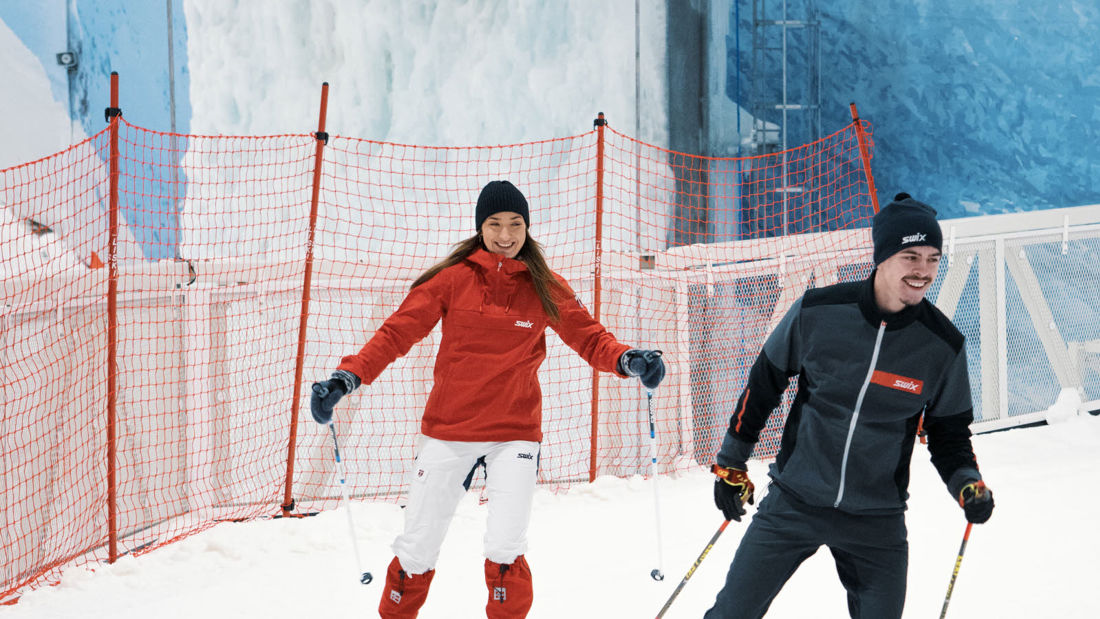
[646,386,665,581]
[656,519,730,618]
[329,422,373,585]
[939,521,973,619]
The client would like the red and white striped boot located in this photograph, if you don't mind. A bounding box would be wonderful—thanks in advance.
[484,555,533,618]
[378,556,435,619]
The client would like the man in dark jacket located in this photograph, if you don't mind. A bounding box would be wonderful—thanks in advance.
[704,193,995,619]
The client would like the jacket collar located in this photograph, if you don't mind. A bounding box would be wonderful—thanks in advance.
[858,269,922,329]
[467,247,530,276]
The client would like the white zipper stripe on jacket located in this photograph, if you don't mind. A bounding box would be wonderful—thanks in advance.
[834,320,887,508]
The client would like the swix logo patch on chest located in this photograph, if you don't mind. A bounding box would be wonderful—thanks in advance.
[871,370,923,394]
[901,232,927,245]
[493,586,507,601]
[390,590,402,603]
[514,320,533,329]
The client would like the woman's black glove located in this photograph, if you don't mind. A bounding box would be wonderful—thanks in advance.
[309,370,360,424]
[619,349,666,389]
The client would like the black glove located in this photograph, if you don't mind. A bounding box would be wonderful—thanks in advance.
[309,370,360,424]
[712,464,755,522]
[619,349,666,390]
[959,480,994,524]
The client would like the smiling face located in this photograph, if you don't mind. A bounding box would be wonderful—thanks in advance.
[480,211,527,259]
[873,246,941,313]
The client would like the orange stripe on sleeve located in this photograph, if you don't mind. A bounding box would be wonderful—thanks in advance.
[733,388,751,433]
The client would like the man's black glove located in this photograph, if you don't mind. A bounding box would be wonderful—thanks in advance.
[619,349,666,390]
[959,480,994,524]
[309,370,360,424]
[712,464,755,522]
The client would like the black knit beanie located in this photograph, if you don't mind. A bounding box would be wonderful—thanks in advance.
[475,180,530,231]
[872,192,943,265]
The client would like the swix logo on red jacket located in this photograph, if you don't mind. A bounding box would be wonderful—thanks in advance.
[871,370,923,394]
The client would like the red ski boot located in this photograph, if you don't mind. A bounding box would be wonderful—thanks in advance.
[484,555,533,618]
[378,556,435,619]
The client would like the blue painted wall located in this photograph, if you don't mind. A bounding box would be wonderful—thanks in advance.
[728,0,1100,218]
[1,0,190,259]
[65,0,190,137]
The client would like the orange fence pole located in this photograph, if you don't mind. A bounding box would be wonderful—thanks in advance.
[282,83,331,516]
[105,71,121,563]
[849,102,880,212]
[589,112,607,483]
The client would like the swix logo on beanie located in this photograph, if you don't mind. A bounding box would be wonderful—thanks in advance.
[872,193,942,265]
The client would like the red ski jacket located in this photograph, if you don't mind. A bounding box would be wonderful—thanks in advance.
[337,248,631,442]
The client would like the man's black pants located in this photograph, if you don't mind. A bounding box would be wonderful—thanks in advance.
[704,485,908,619]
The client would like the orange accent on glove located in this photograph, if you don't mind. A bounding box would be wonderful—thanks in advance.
[712,464,755,506]
[959,480,994,524]
[958,480,988,507]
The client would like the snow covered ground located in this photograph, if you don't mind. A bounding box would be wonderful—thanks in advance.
[7,412,1099,618]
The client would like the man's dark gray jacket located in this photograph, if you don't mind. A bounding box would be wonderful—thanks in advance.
[717,274,982,515]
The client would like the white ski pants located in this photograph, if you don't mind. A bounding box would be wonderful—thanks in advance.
[392,436,540,575]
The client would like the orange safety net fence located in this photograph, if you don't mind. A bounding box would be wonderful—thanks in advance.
[0,113,876,602]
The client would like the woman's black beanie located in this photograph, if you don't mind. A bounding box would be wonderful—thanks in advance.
[475,180,530,231]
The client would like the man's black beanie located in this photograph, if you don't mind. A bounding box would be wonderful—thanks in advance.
[475,180,530,231]
[872,192,943,265]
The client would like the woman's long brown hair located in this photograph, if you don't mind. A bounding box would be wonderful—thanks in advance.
[410,233,568,322]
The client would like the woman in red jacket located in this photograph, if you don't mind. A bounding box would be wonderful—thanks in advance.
[310,180,665,619]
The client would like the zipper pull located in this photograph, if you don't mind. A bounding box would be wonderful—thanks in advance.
[497,261,503,271]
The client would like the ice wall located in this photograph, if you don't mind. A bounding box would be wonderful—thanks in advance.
[725,0,1100,217]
